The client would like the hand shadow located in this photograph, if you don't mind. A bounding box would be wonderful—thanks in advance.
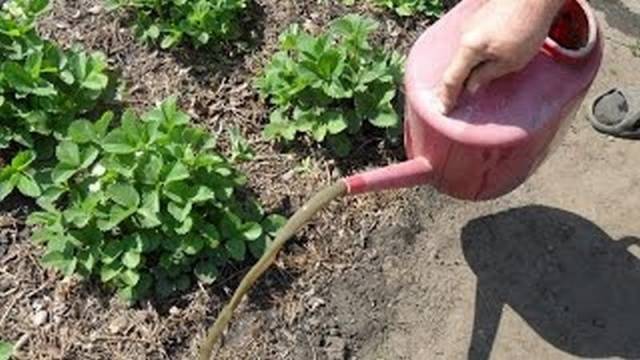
[461,205,640,360]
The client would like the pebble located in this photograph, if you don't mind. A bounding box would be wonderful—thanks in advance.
[109,317,127,334]
[282,170,295,182]
[88,5,102,14]
[32,310,48,327]
[169,306,180,316]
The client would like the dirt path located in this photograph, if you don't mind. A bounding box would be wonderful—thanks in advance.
[322,1,640,359]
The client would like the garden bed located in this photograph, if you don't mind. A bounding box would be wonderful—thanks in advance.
[0,0,448,358]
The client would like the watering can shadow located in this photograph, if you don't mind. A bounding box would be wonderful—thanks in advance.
[345,0,603,200]
[462,206,640,360]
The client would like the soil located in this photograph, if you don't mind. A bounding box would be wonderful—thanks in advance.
[1,0,640,359]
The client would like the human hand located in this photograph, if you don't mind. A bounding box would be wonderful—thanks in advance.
[437,0,566,113]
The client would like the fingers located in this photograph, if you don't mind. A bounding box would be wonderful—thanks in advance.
[465,61,514,95]
[438,45,485,113]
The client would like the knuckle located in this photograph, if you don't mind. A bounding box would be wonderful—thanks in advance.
[460,33,488,53]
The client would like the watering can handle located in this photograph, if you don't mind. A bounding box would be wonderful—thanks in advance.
[540,0,598,65]
[344,157,433,195]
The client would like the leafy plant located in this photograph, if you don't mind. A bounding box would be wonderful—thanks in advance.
[0,0,117,201]
[28,97,285,302]
[0,150,40,199]
[0,340,13,360]
[107,0,247,49]
[256,14,404,156]
[372,0,444,17]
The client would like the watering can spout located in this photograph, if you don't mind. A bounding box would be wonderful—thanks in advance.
[344,157,434,195]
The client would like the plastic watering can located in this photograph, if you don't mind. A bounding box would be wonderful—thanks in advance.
[345,0,603,201]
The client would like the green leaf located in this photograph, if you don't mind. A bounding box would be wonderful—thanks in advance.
[42,251,77,277]
[51,163,77,184]
[191,186,214,203]
[95,112,114,139]
[263,214,287,236]
[137,190,161,228]
[225,238,246,261]
[37,186,66,212]
[174,215,193,235]
[107,183,140,209]
[68,120,96,144]
[0,341,14,360]
[167,201,192,223]
[201,223,221,248]
[160,33,181,49]
[145,25,160,40]
[101,241,124,264]
[263,109,296,141]
[183,236,204,255]
[122,251,141,269]
[102,129,137,154]
[369,106,399,128]
[100,262,122,282]
[82,72,108,90]
[4,62,35,92]
[80,146,99,169]
[165,161,189,183]
[324,112,348,134]
[195,261,219,284]
[312,123,328,142]
[121,110,142,143]
[60,70,74,84]
[77,250,96,274]
[0,177,17,202]
[137,154,163,185]
[11,151,36,171]
[17,173,41,197]
[56,141,81,166]
[242,222,263,241]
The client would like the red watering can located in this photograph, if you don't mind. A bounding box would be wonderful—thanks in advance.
[345,0,603,200]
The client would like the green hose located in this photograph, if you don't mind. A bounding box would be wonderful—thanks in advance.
[199,180,348,360]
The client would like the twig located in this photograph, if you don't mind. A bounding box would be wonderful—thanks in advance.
[0,290,23,328]
[13,332,29,353]
[26,281,51,299]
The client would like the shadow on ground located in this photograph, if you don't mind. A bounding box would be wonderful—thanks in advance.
[462,206,640,360]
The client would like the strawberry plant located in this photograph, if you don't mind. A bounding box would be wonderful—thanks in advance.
[256,14,404,156]
[372,0,444,17]
[28,97,285,302]
[107,0,247,49]
[0,0,117,200]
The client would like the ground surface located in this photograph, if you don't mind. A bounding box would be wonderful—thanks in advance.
[0,0,639,359]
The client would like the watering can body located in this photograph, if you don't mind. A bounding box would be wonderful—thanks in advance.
[345,0,603,201]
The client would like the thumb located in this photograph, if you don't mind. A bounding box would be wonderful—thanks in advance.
[465,61,514,94]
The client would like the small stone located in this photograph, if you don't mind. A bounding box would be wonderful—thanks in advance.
[282,170,295,182]
[32,310,48,326]
[88,5,102,14]
[109,317,127,334]
[307,297,325,312]
[169,306,180,315]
